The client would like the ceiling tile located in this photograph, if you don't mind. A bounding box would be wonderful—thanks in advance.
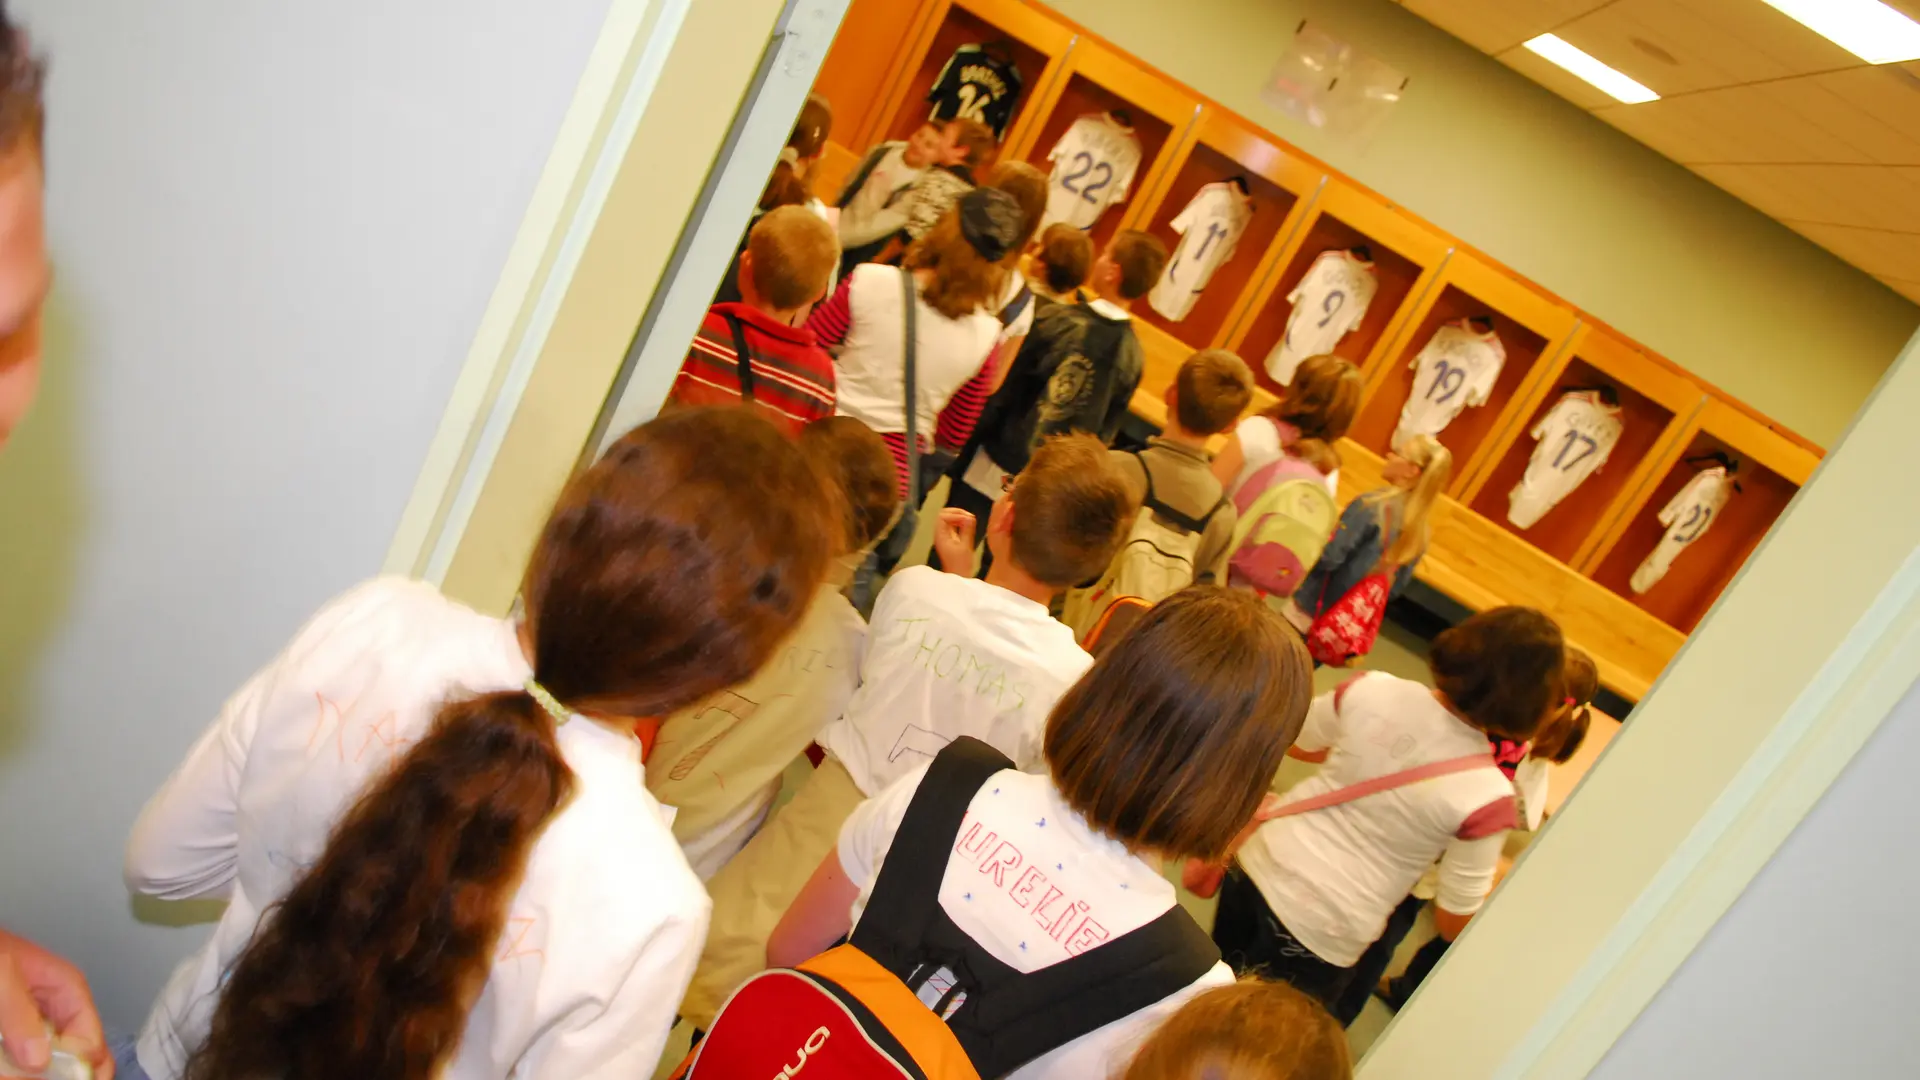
[1704,164,1920,232]
[1597,85,1874,166]
[1552,0,1867,97]
[1808,66,1920,163]
[1401,0,1613,55]
[1787,221,1920,280]
[1691,163,1826,222]
[1496,45,1627,109]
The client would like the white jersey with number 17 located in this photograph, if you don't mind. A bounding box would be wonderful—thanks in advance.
[1508,391,1623,529]
[1266,250,1376,384]
[1148,182,1253,321]
[1041,113,1142,231]
[1393,322,1506,449]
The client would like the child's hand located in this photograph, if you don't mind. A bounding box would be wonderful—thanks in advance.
[932,508,978,574]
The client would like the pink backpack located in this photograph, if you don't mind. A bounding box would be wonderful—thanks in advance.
[1226,453,1338,599]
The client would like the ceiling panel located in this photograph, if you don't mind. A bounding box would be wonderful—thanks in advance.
[1398,0,1611,55]
[1553,0,1864,96]
[1404,0,1920,302]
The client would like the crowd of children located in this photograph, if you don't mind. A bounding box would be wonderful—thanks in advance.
[108,90,1607,1080]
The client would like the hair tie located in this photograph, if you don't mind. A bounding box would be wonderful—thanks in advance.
[778,145,801,168]
[525,679,571,725]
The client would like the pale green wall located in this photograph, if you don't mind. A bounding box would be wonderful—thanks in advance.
[1042,0,1919,448]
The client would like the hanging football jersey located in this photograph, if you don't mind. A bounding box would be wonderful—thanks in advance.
[1040,113,1142,231]
[926,43,1024,138]
[1630,465,1733,594]
[1508,391,1624,529]
[1265,249,1376,384]
[1392,321,1507,450]
[1148,182,1253,321]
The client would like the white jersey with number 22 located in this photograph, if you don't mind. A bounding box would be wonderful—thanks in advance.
[1148,182,1253,321]
[1630,465,1731,594]
[1041,113,1142,232]
[1393,322,1506,449]
[1508,391,1623,529]
[1266,250,1376,385]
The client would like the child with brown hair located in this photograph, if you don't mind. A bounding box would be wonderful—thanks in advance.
[671,206,841,436]
[1117,980,1352,1080]
[945,229,1170,571]
[124,409,840,1080]
[1208,606,1566,1011]
[1213,353,1364,498]
[836,120,948,272]
[765,587,1316,1078]
[647,417,900,881]
[895,117,999,246]
[1031,222,1095,302]
[1063,349,1254,637]
[678,433,1137,1032]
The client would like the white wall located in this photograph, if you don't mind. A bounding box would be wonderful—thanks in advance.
[1591,675,1920,1078]
[0,0,611,1028]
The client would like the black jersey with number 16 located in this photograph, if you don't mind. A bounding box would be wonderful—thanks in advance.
[926,43,1024,138]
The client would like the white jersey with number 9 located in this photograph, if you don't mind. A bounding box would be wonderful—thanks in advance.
[1266,249,1377,385]
[1508,391,1624,529]
[1040,113,1142,232]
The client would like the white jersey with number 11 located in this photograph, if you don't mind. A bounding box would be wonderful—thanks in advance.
[1041,113,1142,231]
[1148,182,1253,321]
[1508,391,1623,529]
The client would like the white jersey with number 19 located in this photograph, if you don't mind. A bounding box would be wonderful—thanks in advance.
[1266,249,1376,384]
[1508,391,1623,529]
[1148,182,1253,321]
[1393,321,1506,450]
[1040,113,1142,232]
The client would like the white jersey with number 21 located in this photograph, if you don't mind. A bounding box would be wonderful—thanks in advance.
[1630,465,1731,594]
[1041,113,1142,232]
[1266,249,1376,385]
[1393,321,1506,450]
[1149,182,1253,321]
[1508,391,1623,529]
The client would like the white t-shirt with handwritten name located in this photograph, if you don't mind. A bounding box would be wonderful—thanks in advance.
[817,566,1093,797]
[839,765,1233,1079]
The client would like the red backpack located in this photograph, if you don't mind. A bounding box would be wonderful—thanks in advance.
[676,738,1219,1080]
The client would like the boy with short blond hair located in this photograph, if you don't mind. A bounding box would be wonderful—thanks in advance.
[677,433,1135,1031]
[668,206,840,437]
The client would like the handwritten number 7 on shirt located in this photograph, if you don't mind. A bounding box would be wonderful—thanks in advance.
[1553,430,1599,471]
[1060,152,1114,205]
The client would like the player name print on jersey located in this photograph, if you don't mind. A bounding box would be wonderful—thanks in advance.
[1630,465,1733,594]
[1393,321,1507,450]
[927,43,1025,138]
[1508,390,1624,529]
[1266,249,1377,385]
[1149,182,1253,322]
[1041,113,1143,232]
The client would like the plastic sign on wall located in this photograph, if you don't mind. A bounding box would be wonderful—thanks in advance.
[1263,21,1408,145]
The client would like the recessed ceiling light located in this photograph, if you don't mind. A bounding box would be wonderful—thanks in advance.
[1759,0,1920,65]
[1522,34,1661,104]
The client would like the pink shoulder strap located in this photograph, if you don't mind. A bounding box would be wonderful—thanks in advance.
[1265,754,1498,820]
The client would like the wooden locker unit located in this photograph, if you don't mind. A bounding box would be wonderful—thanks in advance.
[813,0,945,154]
[1587,400,1816,633]
[1463,326,1703,568]
[1132,112,1324,352]
[872,0,1076,153]
[1345,252,1578,486]
[1010,40,1200,253]
[1225,180,1450,401]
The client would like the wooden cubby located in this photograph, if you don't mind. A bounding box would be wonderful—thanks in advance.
[1011,40,1198,252]
[1347,254,1577,481]
[1585,400,1816,633]
[1226,182,1450,400]
[1132,113,1322,350]
[873,0,1074,151]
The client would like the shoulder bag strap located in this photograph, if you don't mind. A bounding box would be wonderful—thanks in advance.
[720,313,755,404]
[1265,753,1498,820]
[1134,452,1211,535]
[901,267,921,510]
[850,736,1013,954]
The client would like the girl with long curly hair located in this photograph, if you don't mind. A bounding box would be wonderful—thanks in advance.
[123,408,841,1080]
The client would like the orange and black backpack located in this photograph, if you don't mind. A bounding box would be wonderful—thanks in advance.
[676,737,1220,1079]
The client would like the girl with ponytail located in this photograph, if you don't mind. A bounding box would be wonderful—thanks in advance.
[124,407,840,1080]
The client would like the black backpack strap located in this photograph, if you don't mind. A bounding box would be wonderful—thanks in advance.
[720,312,755,404]
[1135,452,1214,535]
[997,282,1033,328]
[835,142,893,208]
[852,737,1013,951]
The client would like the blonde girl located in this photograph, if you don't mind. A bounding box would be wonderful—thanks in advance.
[1288,434,1454,642]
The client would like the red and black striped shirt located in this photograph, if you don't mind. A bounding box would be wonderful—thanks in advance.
[669,302,837,439]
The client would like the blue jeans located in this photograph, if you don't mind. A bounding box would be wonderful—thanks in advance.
[110,1032,151,1080]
